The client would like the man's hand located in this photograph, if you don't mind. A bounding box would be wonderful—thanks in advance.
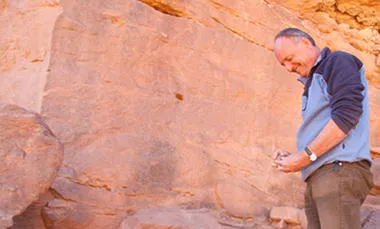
[272,149,290,167]
[272,150,310,173]
[272,149,291,170]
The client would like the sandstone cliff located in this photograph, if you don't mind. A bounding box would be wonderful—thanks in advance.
[0,0,379,228]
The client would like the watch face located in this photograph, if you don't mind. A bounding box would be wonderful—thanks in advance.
[310,154,317,161]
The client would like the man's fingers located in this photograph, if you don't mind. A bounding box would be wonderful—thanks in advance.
[272,149,291,161]
[278,166,290,173]
[280,151,290,156]
[272,149,286,160]
[276,162,288,172]
[273,161,290,173]
[272,149,292,173]
[272,149,281,160]
[275,158,284,165]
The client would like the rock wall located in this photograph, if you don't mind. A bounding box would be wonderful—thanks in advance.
[0,0,379,228]
[0,0,62,112]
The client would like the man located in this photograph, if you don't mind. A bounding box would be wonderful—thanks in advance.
[272,27,373,229]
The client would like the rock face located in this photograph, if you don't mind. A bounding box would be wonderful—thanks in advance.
[0,0,379,228]
[0,104,63,228]
[120,208,223,229]
[11,191,54,229]
[371,158,380,195]
[41,1,307,227]
[0,0,62,113]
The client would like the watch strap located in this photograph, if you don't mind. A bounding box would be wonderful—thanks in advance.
[304,146,313,156]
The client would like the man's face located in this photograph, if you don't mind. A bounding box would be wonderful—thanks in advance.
[274,37,315,77]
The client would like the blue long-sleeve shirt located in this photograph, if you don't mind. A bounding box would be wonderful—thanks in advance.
[297,47,372,181]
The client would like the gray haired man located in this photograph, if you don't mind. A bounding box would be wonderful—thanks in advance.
[272,28,373,229]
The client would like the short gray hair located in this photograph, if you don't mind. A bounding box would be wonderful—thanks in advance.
[275,28,316,46]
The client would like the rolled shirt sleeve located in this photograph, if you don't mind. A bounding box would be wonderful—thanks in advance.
[325,52,365,134]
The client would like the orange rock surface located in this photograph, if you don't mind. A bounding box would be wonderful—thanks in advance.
[0,104,62,229]
[0,0,378,228]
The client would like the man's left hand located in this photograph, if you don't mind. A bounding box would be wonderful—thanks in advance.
[274,151,310,173]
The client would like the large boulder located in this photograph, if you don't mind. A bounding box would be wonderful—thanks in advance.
[0,104,63,228]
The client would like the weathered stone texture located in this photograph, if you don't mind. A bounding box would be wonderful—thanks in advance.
[371,159,380,196]
[0,0,62,112]
[0,104,63,228]
[0,0,379,228]
[41,0,380,228]
[41,1,307,228]
[120,208,223,229]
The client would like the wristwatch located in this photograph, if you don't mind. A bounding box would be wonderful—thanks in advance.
[304,146,317,161]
